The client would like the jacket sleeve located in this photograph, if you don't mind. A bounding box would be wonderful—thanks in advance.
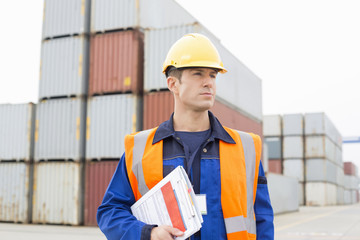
[97,154,151,240]
[254,161,274,240]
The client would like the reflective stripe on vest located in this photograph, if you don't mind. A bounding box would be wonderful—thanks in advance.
[124,127,261,239]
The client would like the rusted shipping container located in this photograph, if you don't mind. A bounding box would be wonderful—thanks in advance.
[268,159,282,174]
[89,30,144,95]
[344,162,358,176]
[84,161,118,226]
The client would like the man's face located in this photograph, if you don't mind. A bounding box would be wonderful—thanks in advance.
[174,67,218,112]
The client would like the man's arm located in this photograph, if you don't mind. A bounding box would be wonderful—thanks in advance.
[254,161,274,240]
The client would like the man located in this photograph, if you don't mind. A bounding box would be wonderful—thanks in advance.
[97,33,274,240]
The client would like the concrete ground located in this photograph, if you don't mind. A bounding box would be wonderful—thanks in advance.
[1,203,360,240]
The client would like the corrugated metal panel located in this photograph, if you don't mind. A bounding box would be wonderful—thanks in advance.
[282,113,303,136]
[86,94,141,160]
[84,161,118,226]
[32,162,82,225]
[144,24,262,121]
[344,162,357,176]
[344,189,352,204]
[268,159,282,174]
[305,159,337,184]
[35,98,86,162]
[90,0,197,33]
[305,182,337,206]
[344,175,359,190]
[283,159,304,182]
[39,36,89,99]
[0,162,31,222]
[89,31,144,95]
[335,146,343,168]
[263,115,282,137]
[0,103,35,162]
[337,186,344,205]
[42,0,90,39]
[283,136,304,159]
[264,137,282,159]
[305,136,336,163]
[298,182,305,206]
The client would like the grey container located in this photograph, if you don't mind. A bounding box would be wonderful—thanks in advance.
[305,182,337,206]
[91,0,197,33]
[0,103,35,162]
[42,0,90,39]
[283,159,304,182]
[337,186,344,205]
[305,135,336,163]
[263,115,282,137]
[306,159,337,184]
[282,113,303,136]
[86,94,142,160]
[39,36,89,100]
[264,137,282,159]
[34,98,86,162]
[0,162,32,223]
[144,24,262,122]
[283,136,304,159]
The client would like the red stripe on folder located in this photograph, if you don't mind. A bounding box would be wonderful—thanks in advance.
[161,182,186,232]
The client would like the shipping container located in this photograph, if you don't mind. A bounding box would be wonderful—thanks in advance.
[264,137,282,159]
[90,0,197,33]
[305,182,337,206]
[283,136,304,159]
[86,94,142,160]
[282,113,304,136]
[89,31,144,95]
[299,182,305,206]
[0,103,35,162]
[305,136,336,163]
[336,166,345,187]
[305,159,337,184]
[337,186,344,205]
[268,159,282,174]
[263,115,282,137]
[34,98,86,162]
[84,161,118,226]
[283,159,304,182]
[39,36,89,99]
[0,162,32,223]
[344,189,352,204]
[335,146,343,168]
[32,162,83,225]
[42,0,90,39]
[344,162,358,176]
[144,24,262,121]
[344,175,359,190]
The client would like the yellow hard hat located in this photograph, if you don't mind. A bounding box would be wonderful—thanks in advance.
[162,33,227,74]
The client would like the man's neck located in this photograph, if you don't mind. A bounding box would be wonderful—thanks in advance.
[173,110,210,132]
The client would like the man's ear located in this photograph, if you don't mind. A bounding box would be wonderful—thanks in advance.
[167,76,178,94]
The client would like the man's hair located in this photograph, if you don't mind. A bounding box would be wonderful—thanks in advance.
[165,67,184,82]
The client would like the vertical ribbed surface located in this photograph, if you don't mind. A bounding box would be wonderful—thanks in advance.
[35,98,85,161]
[39,36,88,99]
[0,104,34,161]
[89,31,143,95]
[84,161,118,226]
[42,0,90,39]
[32,162,82,225]
[86,94,140,160]
[0,163,30,222]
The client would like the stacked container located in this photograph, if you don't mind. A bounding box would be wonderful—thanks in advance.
[32,0,91,225]
[282,114,305,205]
[304,112,343,206]
[0,103,35,223]
[343,162,360,204]
[263,115,283,174]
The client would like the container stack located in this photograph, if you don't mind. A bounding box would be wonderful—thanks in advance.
[282,114,305,205]
[304,112,343,206]
[0,104,35,223]
[32,0,91,225]
[343,162,360,204]
[263,115,283,174]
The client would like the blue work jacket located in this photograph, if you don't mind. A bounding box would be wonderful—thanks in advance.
[97,112,274,240]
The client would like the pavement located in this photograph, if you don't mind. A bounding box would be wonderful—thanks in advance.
[1,203,360,240]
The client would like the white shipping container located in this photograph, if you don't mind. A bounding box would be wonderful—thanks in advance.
[282,113,304,136]
[283,136,304,159]
[335,146,343,168]
[305,136,336,163]
[344,189,352,204]
[263,115,282,137]
[35,98,86,162]
[39,36,89,99]
[336,166,344,187]
[264,137,282,159]
[305,182,337,206]
[42,0,90,39]
[336,186,344,205]
[91,0,196,32]
[299,182,305,206]
[306,159,337,184]
[0,104,35,162]
[86,94,142,160]
[283,159,304,182]
[0,163,31,223]
[344,175,360,190]
[32,162,82,225]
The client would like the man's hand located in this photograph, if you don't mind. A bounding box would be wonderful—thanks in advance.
[150,225,184,240]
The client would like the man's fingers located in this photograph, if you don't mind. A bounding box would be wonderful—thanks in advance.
[162,225,184,236]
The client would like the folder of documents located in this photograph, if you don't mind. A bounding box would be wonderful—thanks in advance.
[131,166,203,239]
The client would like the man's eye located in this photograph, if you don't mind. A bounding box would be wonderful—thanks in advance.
[194,72,202,75]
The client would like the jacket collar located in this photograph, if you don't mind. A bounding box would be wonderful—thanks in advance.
[153,111,235,144]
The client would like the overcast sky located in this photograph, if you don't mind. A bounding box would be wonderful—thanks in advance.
[0,0,359,167]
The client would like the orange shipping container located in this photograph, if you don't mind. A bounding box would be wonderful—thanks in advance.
[89,30,144,95]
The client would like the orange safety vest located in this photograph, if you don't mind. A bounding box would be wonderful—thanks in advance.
[125,126,261,240]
